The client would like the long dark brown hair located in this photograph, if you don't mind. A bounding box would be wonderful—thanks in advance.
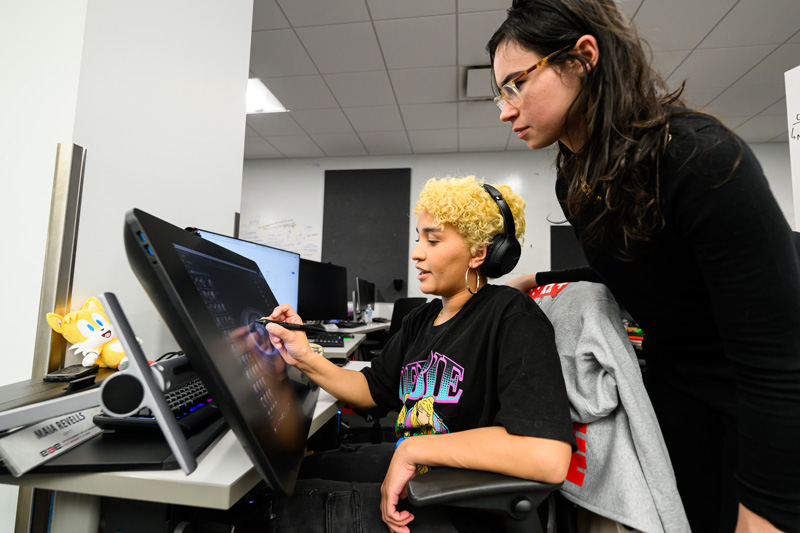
[487,0,686,257]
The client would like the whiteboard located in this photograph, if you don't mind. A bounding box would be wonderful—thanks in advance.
[787,64,800,229]
[239,166,326,260]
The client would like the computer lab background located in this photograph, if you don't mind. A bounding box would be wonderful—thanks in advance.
[2,1,798,530]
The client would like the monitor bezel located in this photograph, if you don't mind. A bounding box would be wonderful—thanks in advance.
[124,208,317,495]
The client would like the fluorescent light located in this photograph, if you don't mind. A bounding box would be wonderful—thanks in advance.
[246,78,288,114]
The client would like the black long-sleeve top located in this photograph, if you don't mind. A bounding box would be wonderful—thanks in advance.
[539,111,800,531]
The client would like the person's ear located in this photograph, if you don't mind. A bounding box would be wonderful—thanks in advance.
[574,34,599,70]
[469,245,487,269]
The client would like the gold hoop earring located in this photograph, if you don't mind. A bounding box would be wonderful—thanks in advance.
[465,267,480,295]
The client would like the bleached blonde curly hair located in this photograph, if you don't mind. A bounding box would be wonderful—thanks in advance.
[414,175,526,256]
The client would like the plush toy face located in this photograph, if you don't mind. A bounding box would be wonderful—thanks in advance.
[46,297,115,353]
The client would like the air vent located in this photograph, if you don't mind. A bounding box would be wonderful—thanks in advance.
[465,67,494,98]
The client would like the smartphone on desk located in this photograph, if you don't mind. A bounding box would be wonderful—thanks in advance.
[44,364,99,382]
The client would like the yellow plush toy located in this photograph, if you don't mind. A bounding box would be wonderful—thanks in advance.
[46,297,129,369]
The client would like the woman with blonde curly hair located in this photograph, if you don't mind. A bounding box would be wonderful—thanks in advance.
[261,176,574,533]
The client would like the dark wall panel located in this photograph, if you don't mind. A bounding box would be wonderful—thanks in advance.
[322,168,411,303]
[550,225,588,270]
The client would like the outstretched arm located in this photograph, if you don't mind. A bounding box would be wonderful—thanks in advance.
[263,304,378,410]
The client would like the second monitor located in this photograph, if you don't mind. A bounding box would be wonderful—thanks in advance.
[297,259,349,322]
[189,228,300,310]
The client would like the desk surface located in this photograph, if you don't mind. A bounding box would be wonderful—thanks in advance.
[336,322,390,335]
[0,361,371,510]
[322,333,365,358]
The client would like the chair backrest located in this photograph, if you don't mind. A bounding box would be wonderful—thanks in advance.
[388,297,427,337]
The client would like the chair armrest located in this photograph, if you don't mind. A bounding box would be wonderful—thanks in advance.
[407,466,561,513]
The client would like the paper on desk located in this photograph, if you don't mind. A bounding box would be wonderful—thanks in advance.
[0,406,103,477]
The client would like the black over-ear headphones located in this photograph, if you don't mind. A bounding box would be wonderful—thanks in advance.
[481,184,522,278]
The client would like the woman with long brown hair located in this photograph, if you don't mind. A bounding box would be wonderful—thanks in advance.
[488,1,800,531]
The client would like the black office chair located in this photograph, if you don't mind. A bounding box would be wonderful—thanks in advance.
[367,297,427,359]
[407,468,561,533]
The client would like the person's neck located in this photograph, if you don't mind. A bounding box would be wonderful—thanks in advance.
[436,281,486,325]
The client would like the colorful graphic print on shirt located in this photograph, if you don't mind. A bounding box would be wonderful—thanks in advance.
[395,350,462,473]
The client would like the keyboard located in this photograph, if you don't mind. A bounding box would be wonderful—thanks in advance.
[93,377,220,434]
[308,332,345,348]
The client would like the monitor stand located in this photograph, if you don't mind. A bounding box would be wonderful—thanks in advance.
[99,292,197,474]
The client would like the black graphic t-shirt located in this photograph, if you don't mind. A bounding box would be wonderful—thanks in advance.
[362,285,575,451]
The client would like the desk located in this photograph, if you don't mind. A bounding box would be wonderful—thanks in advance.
[0,361,371,532]
[322,333,365,360]
[336,322,390,335]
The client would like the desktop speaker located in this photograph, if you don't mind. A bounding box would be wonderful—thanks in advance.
[482,184,521,278]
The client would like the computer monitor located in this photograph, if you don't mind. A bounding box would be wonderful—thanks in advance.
[125,208,318,496]
[190,228,300,310]
[297,259,349,321]
[355,277,375,314]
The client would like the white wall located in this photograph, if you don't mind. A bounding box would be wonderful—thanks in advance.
[0,2,88,526]
[242,142,793,301]
[0,1,252,529]
[0,0,89,386]
[70,1,252,358]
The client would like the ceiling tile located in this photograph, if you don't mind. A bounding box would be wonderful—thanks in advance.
[704,85,785,117]
[458,11,507,66]
[266,134,325,157]
[367,0,455,20]
[252,0,290,31]
[275,0,369,27]
[713,115,752,130]
[615,0,644,20]
[682,87,724,109]
[632,0,737,52]
[734,115,790,143]
[409,129,458,153]
[667,45,775,90]
[296,22,385,74]
[260,75,339,110]
[310,132,368,156]
[458,0,513,13]
[699,0,800,48]
[390,67,458,104]
[245,125,262,138]
[762,98,787,116]
[291,108,354,134]
[344,105,405,133]
[652,50,691,80]
[400,103,458,129]
[375,15,456,69]
[458,101,501,128]
[247,112,304,136]
[459,126,508,151]
[361,131,413,155]
[324,71,396,107]
[244,136,284,159]
[790,30,800,44]
[250,29,317,77]
[736,44,800,87]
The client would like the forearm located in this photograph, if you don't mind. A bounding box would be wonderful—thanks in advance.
[295,354,377,409]
[399,426,572,484]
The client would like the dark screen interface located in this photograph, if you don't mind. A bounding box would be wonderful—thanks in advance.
[173,244,305,436]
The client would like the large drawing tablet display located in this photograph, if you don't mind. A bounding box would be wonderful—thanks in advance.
[124,208,318,495]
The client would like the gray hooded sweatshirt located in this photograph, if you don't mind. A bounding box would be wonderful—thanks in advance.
[531,281,690,533]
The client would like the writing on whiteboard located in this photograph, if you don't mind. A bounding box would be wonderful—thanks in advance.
[791,113,800,142]
[240,218,321,260]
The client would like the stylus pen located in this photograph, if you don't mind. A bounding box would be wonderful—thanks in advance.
[254,318,328,334]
